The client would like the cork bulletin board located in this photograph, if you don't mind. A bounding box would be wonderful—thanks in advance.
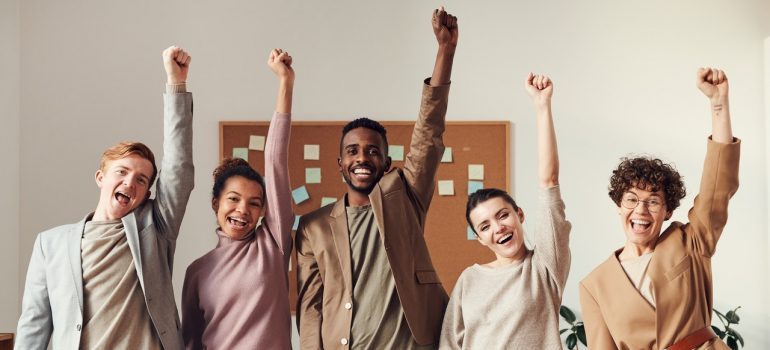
[220,121,510,313]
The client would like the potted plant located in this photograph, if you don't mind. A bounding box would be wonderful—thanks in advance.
[712,306,744,350]
[560,305,587,350]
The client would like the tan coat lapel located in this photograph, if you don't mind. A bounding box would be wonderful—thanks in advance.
[329,197,353,291]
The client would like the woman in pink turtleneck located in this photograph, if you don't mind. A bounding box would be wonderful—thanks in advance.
[181,49,295,350]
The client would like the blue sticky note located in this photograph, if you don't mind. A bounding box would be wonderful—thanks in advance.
[292,185,310,205]
[389,145,405,161]
[232,147,249,161]
[293,215,300,230]
[321,197,337,207]
[468,181,484,195]
[467,226,476,240]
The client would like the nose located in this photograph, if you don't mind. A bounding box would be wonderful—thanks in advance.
[633,201,650,214]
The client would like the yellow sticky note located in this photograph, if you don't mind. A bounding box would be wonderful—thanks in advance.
[389,145,405,161]
[441,147,453,163]
[304,144,320,160]
[468,164,484,180]
[306,168,321,184]
[438,180,455,196]
[249,135,266,151]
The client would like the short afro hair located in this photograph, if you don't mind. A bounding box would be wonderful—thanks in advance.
[212,158,266,209]
[340,117,388,154]
[608,156,686,212]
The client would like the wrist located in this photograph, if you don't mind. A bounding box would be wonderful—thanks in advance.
[437,44,456,56]
[533,101,552,113]
[167,77,185,85]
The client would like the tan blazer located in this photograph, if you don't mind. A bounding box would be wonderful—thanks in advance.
[295,81,450,349]
[580,138,740,350]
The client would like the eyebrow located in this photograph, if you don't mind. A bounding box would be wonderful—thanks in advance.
[627,190,663,198]
[475,208,508,230]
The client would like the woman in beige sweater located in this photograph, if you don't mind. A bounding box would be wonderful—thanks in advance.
[439,73,571,349]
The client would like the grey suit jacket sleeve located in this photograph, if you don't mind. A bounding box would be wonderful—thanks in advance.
[16,235,54,350]
[153,92,194,240]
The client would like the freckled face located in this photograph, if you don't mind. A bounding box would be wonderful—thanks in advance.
[213,176,264,239]
[470,197,527,262]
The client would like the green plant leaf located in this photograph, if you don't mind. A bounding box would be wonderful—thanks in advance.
[712,325,726,339]
[726,310,739,324]
[733,329,744,347]
[566,333,577,349]
[726,336,738,350]
[560,305,577,324]
[714,309,728,325]
[560,329,569,334]
[577,325,588,346]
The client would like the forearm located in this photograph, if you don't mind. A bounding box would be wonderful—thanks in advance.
[262,111,293,254]
[710,96,732,143]
[430,45,456,86]
[535,104,559,188]
[275,78,294,114]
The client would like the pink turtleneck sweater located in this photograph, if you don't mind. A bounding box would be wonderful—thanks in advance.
[181,111,293,350]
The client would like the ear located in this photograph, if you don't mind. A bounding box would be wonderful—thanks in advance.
[212,197,220,213]
[384,156,392,172]
[95,169,104,187]
[664,210,673,221]
[143,190,152,202]
[338,157,343,172]
[517,207,525,224]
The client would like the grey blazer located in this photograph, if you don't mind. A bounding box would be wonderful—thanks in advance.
[15,93,194,350]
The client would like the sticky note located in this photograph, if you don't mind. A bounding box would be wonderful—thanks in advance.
[249,135,266,151]
[293,215,300,230]
[438,180,455,196]
[441,147,453,163]
[304,144,320,160]
[292,186,310,204]
[288,256,292,271]
[468,164,484,180]
[232,147,249,161]
[468,181,484,195]
[306,168,321,184]
[389,145,405,161]
[467,226,476,240]
[321,197,337,206]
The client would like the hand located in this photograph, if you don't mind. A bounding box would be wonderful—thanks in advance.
[697,67,728,101]
[163,46,190,85]
[432,6,458,48]
[268,48,295,82]
[525,73,553,107]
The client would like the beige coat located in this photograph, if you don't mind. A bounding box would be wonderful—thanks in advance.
[295,81,450,349]
[580,138,740,350]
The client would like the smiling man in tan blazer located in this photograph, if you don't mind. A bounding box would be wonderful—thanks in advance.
[579,68,739,350]
[295,7,458,350]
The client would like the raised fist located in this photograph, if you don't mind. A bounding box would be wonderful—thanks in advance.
[697,67,728,101]
[267,48,294,81]
[162,46,191,85]
[432,6,459,48]
[525,73,553,106]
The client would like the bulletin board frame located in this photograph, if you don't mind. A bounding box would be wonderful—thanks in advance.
[220,120,510,313]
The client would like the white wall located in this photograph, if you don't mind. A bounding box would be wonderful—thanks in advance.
[0,0,21,333]
[14,0,769,347]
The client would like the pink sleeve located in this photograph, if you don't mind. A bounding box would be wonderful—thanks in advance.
[260,111,294,264]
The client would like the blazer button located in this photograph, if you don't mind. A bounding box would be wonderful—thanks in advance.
[76,324,81,332]
[340,338,348,345]
[344,302,352,310]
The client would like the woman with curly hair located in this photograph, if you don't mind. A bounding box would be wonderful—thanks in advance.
[579,68,740,350]
[181,49,295,349]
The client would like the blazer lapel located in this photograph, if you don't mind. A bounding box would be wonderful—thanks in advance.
[67,214,90,313]
[368,184,387,245]
[122,212,145,291]
[608,249,657,313]
[329,198,353,291]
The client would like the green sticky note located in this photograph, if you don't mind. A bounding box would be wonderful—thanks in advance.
[389,145,405,161]
[438,180,455,196]
[306,168,321,184]
[321,197,337,207]
[441,147,453,163]
[468,181,484,195]
[468,164,484,180]
[292,185,310,205]
[293,215,300,230]
[467,226,476,240]
[233,147,249,161]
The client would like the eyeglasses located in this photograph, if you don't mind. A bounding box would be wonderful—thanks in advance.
[620,193,664,213]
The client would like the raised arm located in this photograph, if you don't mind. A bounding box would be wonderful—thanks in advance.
[403,7,458,207]
[262,48,294,259]
[687,67,740,256]
[155,46,194,239]
[697,67,732,143]
[525,73,559,188]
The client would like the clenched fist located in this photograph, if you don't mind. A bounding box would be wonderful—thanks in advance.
[163,46,191,85]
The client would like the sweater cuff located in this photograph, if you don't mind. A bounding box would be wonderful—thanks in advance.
[166,83,187,94]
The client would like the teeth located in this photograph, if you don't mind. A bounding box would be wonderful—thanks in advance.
[228,217,248,227]
[353,168,372,175]
[497,233,513,244]
[631,219,651,225]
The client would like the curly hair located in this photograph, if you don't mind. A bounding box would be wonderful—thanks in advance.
[212,158,266,205]
[608,156,686,211]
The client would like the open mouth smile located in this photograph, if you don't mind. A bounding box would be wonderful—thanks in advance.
[497,233,513,245]
[114,191,132,206]
[227,216,249,229]
[630,219,651,233]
